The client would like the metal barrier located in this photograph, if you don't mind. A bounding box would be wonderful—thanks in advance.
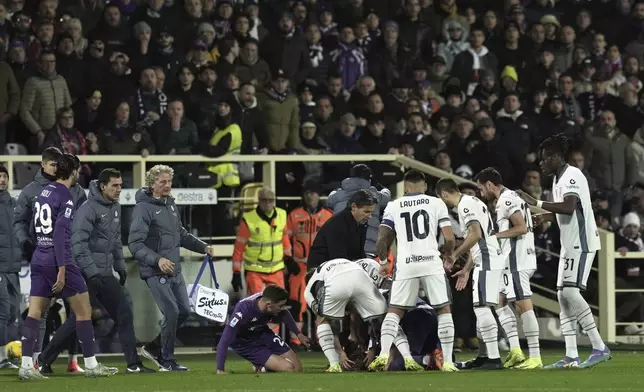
[4,154,636,343]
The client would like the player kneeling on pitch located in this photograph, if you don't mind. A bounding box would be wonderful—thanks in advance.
[19,154,116,380]
[216,285,310,374]
[475,168,542,369]
[306,258,417,372]
[369,170,458,372]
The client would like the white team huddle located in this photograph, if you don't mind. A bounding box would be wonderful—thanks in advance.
[305,147,612,372]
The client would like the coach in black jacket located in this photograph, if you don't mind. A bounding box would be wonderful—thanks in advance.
[307,190,376,270]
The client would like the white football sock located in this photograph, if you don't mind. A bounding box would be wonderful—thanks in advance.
[496,306,520,351]
[21,356,34,369]
[379,313,400,357]
[32,351,40,363]
[437,313,455,363]
[68,353,78,363]
[558,290,579,358]
[83,355,98,369]
[474,307,500,359]
[565,287,605,351]
[476,326,488,357]
[316,323,339,367]
[0,346,6,361]
[393,327,413,359]
[520,310,541,359]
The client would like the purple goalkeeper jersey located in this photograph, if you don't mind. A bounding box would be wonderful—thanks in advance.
[31,182,75,267]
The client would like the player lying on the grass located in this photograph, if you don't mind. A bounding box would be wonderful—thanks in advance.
[19,154,116,380]
[305,258,418,372]
[475,168,543,370]
[518,134,610,369]
[370,170,458,372]
[216,285,310,374]
[436,178,505,370]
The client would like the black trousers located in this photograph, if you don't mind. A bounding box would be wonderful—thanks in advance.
[40,276,140,367]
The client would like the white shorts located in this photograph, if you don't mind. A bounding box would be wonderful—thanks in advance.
[557,249,596,291]
[316,270,387,321]
[472,267,503,307]
[500,269,534,301]
[389,274,451,309]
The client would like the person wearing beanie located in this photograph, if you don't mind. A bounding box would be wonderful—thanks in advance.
[0,163,22,370]
[285,180,333,346]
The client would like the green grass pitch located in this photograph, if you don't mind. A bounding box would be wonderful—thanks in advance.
[1,351,643,391]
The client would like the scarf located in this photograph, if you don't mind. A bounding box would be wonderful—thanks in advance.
[309,43,324,68]
[283,27,295,39]
[57,126,91,175]
[268,86,289,103]
[356,35,372,55]
[320,22,338,35]
[136,88,167,120]
[468,46,489,70]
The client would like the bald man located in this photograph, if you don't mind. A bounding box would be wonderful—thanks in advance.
[231,188,293,296]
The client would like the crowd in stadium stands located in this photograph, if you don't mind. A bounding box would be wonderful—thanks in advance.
[1,0,644,336]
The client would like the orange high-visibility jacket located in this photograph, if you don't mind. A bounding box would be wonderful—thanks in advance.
[286,206,333,264]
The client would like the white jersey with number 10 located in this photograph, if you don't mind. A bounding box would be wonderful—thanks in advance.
[496,188,537,271]
[457,194,505,271]
[381,194,451,280]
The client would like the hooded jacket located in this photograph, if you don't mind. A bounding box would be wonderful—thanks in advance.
[128,188,207,279]
[72,180,125,279]
[327,177,391,254]
[0,190,21,273]
[436,16,470,71]
[13,169,87,250]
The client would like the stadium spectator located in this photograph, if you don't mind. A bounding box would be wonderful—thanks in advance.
[0,60,20,152]
[153,99,198,155]
[20,51,72,149]
[235,38,271,87]
[258,69,302,153]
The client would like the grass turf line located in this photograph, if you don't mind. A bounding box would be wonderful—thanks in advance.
[0,351,642,391]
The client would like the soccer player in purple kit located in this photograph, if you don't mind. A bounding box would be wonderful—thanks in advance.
[216,285,310,374]
[18,154,116,380]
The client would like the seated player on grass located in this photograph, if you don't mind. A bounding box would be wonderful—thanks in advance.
[216,285,310,374]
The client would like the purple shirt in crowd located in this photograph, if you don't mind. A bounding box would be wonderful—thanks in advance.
[215,293,299,371]
[31,182,75,267]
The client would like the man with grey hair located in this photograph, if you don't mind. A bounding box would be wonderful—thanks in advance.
[129,165,216,372]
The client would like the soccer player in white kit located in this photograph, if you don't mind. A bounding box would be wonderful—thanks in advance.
[475,168,543,370]
[304,258,390,372]
[370,170,458,372]
[436,177,505,370]
[518,135,611,369]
